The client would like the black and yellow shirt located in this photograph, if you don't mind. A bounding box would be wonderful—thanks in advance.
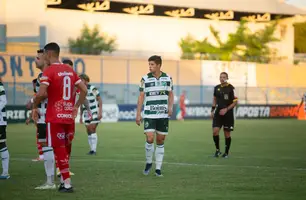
[213,83,238,109]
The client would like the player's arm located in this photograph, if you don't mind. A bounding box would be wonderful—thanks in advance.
[75,81,87,109]
[168,78,174,115]
[211,86,217,113]
[33,84,48,108]
[226,86,238,111]
[136,78,145,125]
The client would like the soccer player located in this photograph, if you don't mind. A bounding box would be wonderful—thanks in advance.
[33,42,87,193]
[28,49,57,189]
[0,77,9,180]
[62,59,92,117]
[211,72,238,158]
[79,74,102,155]
[136,55,174,177]
[26,78,44,162]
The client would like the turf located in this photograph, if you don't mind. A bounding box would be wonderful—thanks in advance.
[0,119,305,200]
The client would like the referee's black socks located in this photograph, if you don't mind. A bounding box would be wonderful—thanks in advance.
[225,137,232,154]
[213,135,220,151]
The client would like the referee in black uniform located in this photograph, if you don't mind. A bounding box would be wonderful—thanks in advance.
[211,72,238,158]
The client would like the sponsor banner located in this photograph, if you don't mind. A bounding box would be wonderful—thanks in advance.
[5,105,31,123]
[5,104,299,123]
[184,104,299,119]
[201,61,257,87]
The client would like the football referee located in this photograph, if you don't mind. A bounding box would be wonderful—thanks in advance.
[211,72,238,158]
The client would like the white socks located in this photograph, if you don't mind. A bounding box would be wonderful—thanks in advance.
[145,142,154,164]
[155,144,164,170]
[42,147,55,184]
[0,147,9,175]
[89,133,98,152]
[145,143,165,170]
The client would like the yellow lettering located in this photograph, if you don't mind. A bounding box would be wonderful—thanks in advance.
[204,11,234,20]
[241,13,271,22]
[164,8,195,18]
[77,1,110,12]
[123,4,154,15]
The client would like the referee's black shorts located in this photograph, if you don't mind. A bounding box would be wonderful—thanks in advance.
[212,109,234,131]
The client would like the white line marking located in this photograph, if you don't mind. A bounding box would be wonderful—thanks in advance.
[10,157,306,171]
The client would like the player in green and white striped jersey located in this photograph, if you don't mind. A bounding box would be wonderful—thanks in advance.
[0,77,10,179]
[79,74,102,155]
[136,55,174,177]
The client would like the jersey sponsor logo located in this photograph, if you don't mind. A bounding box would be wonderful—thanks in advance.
[57,113,73,119]
[58,72,73,76]
[150,105,167,111]
[57,133,65,140]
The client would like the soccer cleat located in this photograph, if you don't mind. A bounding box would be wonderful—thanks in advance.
[87,150,96,155]
[35,183,56,190]
[58,186,74,193]
[58,183,65,191]
[213,151,222,158]
[32,157,44,162]
[143,163,152,175]
[0,174,10,180]
[155,169,163,177]
[222,153,229,158]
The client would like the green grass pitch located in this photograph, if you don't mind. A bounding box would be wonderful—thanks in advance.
[0,119,305,200]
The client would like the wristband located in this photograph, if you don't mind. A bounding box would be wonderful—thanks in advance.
[30,98,34,103]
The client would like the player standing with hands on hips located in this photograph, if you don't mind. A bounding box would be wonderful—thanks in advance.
[211,72,238,158]
[136,55,174,177]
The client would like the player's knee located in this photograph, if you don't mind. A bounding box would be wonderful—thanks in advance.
[41,142,48,147]
[146,135,154,144]
[213,129,219,136]
[224,131,231,138]
[0,141,7,149]
[156,135,166,145]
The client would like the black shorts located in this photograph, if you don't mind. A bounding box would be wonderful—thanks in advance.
[213,110,234,131]
[37,123,47,142]
[0,125,7,142]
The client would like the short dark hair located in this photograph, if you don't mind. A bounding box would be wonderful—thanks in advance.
[63,59,73,67]
[148,55,162,66]
[220,72,228,79]
[79,74,90,82]
[37,49,44,54]
[44,42,60,56]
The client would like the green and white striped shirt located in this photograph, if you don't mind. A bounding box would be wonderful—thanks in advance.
[139,72,173,119]
[0,82,7,126]
[82,84,100,122]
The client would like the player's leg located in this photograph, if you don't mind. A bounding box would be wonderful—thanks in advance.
[49,123,73,193]
[0,125,9,179]
[65,123,75,177]
[155,118,169,177]
[212,112,222,157]
[222,112,234,158]
[32,128,44,162]
[35,123,55,189]
[143,118,156,175]
[86,122,99,155]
